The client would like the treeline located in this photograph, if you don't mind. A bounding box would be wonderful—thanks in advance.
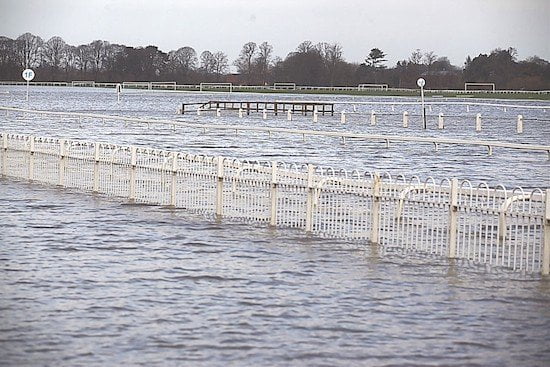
[1,33,549,90]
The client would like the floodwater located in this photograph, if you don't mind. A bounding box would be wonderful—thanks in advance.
[1,86,550,366]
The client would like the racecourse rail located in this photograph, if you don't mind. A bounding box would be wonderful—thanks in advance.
[1,80,549,97]
[1,132,549,275]
[2,107,550,157]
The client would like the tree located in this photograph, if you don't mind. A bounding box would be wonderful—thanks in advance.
[16,32,43,68]
[423,51,437,67]
[317,42,344,86]
[365,48,387,68]
[212,51,228,77]
[200,50,215,74]
[296,40,314,54]
[234,41,257,83]
[43,36,67,71]
[409,49,423,64]
[255,41,273,84]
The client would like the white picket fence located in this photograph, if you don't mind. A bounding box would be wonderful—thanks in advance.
[2,132,549,275]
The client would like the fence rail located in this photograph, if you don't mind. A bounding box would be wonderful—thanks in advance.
[2,132,549,275]
[2,107,550,157]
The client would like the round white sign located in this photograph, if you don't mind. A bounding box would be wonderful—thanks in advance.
[417,78,426,88]
[22,69,35,81]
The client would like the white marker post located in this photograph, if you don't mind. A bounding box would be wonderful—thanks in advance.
[22,68,35,102]
[116,83,122,103]
[417,78,426,129]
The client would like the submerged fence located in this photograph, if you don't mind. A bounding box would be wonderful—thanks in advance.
[2,132,549,275]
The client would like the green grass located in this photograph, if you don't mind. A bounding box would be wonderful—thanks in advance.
[189,87,550,100]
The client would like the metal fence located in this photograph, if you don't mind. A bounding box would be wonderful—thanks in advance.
[2,132,549,275]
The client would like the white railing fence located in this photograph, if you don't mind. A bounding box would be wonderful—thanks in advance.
[2,132,549,275]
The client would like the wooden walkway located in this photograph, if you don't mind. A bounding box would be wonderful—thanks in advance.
[181,100,335,116]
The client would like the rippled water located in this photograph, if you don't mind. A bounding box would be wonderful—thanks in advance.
[1,87,550,366]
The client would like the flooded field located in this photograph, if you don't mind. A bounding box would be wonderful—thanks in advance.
[1,86,550,366]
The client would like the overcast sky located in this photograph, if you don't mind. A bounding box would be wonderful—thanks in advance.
[1,0,548,68]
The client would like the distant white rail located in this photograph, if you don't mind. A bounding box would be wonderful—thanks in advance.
[1,107,549,157]
[1,132,549,275]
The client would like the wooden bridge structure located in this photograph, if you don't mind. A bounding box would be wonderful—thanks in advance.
[181,100,335,116]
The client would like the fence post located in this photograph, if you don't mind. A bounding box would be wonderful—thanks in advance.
[517,115,523,134]
[1,133,7,176]
[287,109,292,121]
[403,111,409,128]
[313,107,318,122]
[170,152,178,207]
[58,139,66,186]
[305,164,315,232]
[370,110,376,125]
[28,136,34,180]
[542,189,550,275]
[270,161,278,226]
[93,142,100,192]
[438,113,444,129]
[262,108,267,120]
[129,146,137,200]
[448,178,459,258]
[216,156,224,217]
[238,108,243,118]
[340,111,346,124]
[475,113,482,132]
[370,174,381,244]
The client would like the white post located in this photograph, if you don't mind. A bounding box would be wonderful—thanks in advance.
[448,178,459,259]
[542,189,550,275]
[340,110,346,124]
[476,113,482,132]
[305,164,315,232]
[129,146,137,200]
[28,136,34,180]
[438,113,444,129]
[270,161,278,226]
[391,105,395,111]
[370,110,376,125]
[216,156,224,217]
[216,108,221,117]
[170,152,178,206]
[239,108,243,118]
[197,108,202,116]
[403,111,409,128]
[517,115,523,134]
[93,142,100,192]
[287,109,292,121]
[1,133,7,176]
[58,139,66,186]
[313,107,318,123]
[466,105,470,112]
[370,174,381,244]
[26,80,29,102]
[262,108,267,120]
[353,104,357,112]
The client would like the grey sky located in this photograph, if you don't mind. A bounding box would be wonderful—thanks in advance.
[1,0,548,68]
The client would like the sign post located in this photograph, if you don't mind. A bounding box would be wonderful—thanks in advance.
[22,69,35,102]
[417,77,426,129]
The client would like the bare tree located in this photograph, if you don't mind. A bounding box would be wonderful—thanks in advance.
[317,42,344,86]
[169,46,197,73]
[43,36,67,70]
[296,40,314,54]
[16,32,43,68]
[200,50,215,74]
[212,51,228,77]
[423,51,437,67]
[409,49,423,64]
[255,41,273,84]
[234,41,257,82]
